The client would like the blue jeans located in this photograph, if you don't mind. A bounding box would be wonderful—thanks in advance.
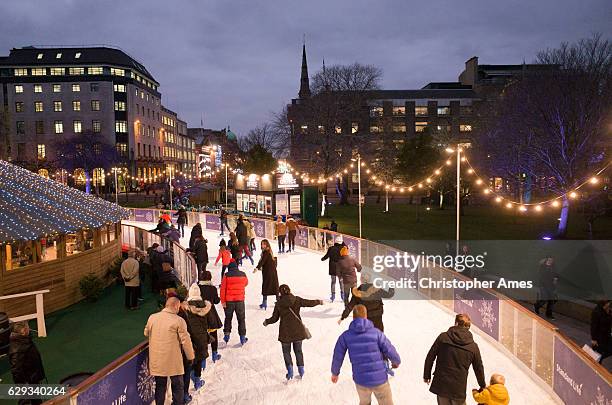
[154,375,184,405]
[281,340,304,367]
[220,219,230,234]
[330,275,345,296]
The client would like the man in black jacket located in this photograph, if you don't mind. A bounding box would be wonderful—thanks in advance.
[321,236,345,302]
[591,300,611,364]
[424,314,486,405]
[234,216,253,265]
[9,321,45,405]
[534,256,559,320]
[339,273,395,332]
[189,235,208,276]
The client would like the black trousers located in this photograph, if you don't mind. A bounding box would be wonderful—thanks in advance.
[178,222,185,237]
[210,330,218,352]
[288,230,297,251]
[278,235,286,252]
[535,299,555,317]
[282,340,304,367]
[154,375,183,405]
[223,301,246,336]
[125,286,138,308]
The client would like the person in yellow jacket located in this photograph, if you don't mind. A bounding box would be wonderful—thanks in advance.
[472,374,510,405]
[275,216,288,253]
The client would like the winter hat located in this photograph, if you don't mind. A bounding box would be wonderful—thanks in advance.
[279,284,291,296]
[227,260,238,271]
[188,284,202,301]
[155,245,165,253]
[340,246,349,256]
[335,236,343,244]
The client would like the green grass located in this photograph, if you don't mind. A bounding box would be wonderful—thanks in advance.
[319,203,612,240]
[0,284,158,385]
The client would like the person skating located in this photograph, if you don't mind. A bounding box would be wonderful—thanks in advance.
[253,239,279,310]
[331,305,401,405]
[235,214,254,265]
[215,244,232,278]
[120,250,140,310]
[220,260,249,345]
[162,225,181,244]
[219,206,230,235]
[275,216,287,253]
[423,313,486,405]
[144,297,195,405]
[228,232,241,264]
[591,300,612,364]
[246,218,256,253]
[189,223,203,251]
[336,246,362,306]
[199,271,224,363]
[534,256,559,320]
[174,207,188,238]
[263,284,323,380]
[321,236,345,302]
[9,321,46,405]
[329,220,338,232]
[472,374,510,405]
[188,234,208,275]
[182,284,212,393]
[286,215,299,252]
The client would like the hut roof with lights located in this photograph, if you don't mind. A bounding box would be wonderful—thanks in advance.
[0,160,129,243]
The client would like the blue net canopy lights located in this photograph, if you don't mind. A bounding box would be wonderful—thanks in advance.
[0,160,129,243]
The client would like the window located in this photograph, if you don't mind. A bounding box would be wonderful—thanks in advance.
[392,124,406,133]
[317,125,325,134]
[460,124,472,132]
[93,143,101,155]
[16,121,25,135]
[31,68,46,76]
[69,67,84,75]
[116,143,128,157]
[35,121,44,134]
[110,68,125,76]
[415,121,428,132]
[15,85,23,93]
[37,53,43,60]
[56,52,62,59]
[90,83,99,92]
[88,67,103,75]
[300,124,308,134]
[91,100,100,111]
[415,106,428,116]
[135,89,139,98]
[72,101,81,111]
[73,120,82,133]
[369,125,382,133]
[53,84,61,92]
[35,101,44,112]
[335,125,342,134]
[437,125,451,133]
[54,101,62,112]
[140,91,144,99]
[75,52,81,59]
[393,106,406,116]
[34,84,42,93]
[54,120,64,134]
[115,121,127,133]
[37,144,46,159]
[437,107,450,115]
[351,122,359,134]
[14,68,28,76]
[72,84,80,92]
[92,120,101,133]
[113,84,126,92]
[369,106,383,117]
[460,106,473,116]
[15,102,24,113]
[50,67,64,76]
[114,101,126,111]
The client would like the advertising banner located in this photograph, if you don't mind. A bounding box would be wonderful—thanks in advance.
[553,336,612,405]
[453,287,499,341]
[275,194,288,216]
[76,349,154,405]
[289,195,301,214]
[251,218,266,238]
[205,214,221,231]
[343,236,361,262]
[134,209,155,223]
[296,228,309,248]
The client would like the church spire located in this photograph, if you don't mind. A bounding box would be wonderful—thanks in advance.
[298,41,311,99]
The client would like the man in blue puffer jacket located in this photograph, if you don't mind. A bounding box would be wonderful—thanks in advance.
[331,304,401,405]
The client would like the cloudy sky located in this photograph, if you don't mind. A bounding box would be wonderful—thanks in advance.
[1,0,610,136]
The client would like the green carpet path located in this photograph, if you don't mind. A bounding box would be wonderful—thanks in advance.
[0,283,159,385]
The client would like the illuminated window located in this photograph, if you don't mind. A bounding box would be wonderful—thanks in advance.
[113,84,126,92]
[38,168,49,178]
[34,85,42,93]
[110,68,125,76]
[93,143,101,155]
[393,106,405,116]
[415,122,428,132]
[16,121,25,135]
[37,144,46,159]
[335,125,342,134]
[31,68,46,76]
[53,84,61,92]
[50,67,64,76]
[91,100,100,111]
[15,85,23,93]
[114,101,126,111]
[351,122,359,134]
[74,52,82,59]
[415,106,428,116]
[93,168,105,186]
[54,121,63,134]
[115,121,127,133]
[437,107,450,115]
[116,143,128,157]
[437,125,451,133]
[14,68,28,76]
[54,101,62,112]
[369,125,382,133]
[88,67,103,75]
[72,83,80,92]
[369,106,383,117]
[392,124,406,133]
[35,101,44,112]
[15,102,24,113]
[72,100,81,111]
[35,121,44,134]
[56,52,62,59]
[68,67,84,75]
[460,124,472,132]
[317,125,325,133]
[92,120,101,133]
[73,120,82,133]
[300,124,308,134]
[37,53,43,59]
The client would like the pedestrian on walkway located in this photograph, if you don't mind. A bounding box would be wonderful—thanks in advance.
[9,321,46,405]
[275,216,287,254]
[286,215,299,252]
[220,260,249,345]
[253,239,279,310]
[423,314,486,405]
[263,284,323,380]
[336,246,362,306]
[591,300,612,364]
[331,304,401,405]
[321,236,345,302]
[120,250,140,310]
[198,271,223,363]
[534,256,559,320]
[144,297,194,405]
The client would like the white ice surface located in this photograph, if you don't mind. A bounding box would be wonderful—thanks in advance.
[125,221,558,405]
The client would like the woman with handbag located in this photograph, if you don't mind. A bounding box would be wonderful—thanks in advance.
[253,239,280,310]
[263,284,323,380]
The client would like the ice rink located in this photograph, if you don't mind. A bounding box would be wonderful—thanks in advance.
[126,221,559,404]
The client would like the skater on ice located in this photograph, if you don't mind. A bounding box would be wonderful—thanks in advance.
[286,215,299,252]
[220,260,249,345]
[198,270,224,363]
[275,216,287,253]
[253,239,280,310]
[321,235,345,302]
[336,245,362,305]
[235,214,254,265]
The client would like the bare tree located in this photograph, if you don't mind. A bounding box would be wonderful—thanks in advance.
[239,123,287,157]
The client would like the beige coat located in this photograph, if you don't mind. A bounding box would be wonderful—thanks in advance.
[246,220,256,239]
[144,308,195,376]
[120,257,140,287]
[275,222,287,236]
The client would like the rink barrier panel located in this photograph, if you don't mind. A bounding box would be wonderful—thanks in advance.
[43,209,610,404]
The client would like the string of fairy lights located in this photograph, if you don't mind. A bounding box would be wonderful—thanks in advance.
[0,160,129,244]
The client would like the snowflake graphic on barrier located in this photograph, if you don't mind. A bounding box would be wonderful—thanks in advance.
[256,224,264,236]
[145,212,154,222]
[96,378,112,400]
[590,386,611,405]
[478,300,497,333]
[137,357,155,402]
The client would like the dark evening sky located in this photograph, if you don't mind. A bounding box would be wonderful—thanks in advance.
[1,0,610,136]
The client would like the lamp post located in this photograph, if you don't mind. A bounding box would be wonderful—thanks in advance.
[225,163,228,208]
[112,167,119,205]
[168,166,174,211]
[351,153,362,238]
[456,142,471,257]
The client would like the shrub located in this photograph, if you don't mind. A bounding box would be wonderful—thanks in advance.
[79,273,104,302]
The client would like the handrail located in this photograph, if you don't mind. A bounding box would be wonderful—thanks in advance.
[1,289,50,337]
[0,289,50,300]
